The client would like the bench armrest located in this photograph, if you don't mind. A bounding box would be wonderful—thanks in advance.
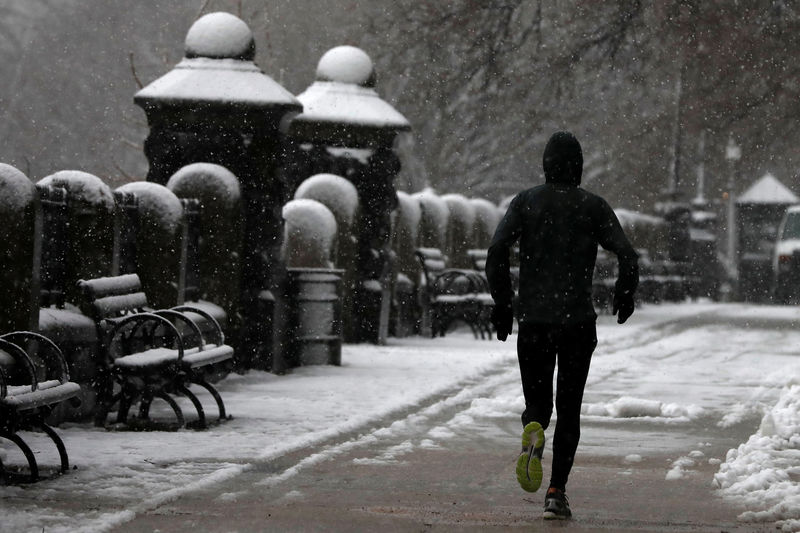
[0,338,38,392]
[104,312,185,363]
[153,309,205,350]
[0,331,71,384]
[171,305,226,346]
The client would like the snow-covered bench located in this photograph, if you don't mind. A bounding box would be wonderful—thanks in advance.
[0,331,81,482]
[78,274,232,430]
[415,248,493,339]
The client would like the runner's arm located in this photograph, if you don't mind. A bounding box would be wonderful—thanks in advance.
[486,196,523,306]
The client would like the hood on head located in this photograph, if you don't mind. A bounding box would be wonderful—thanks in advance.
[543,131,583,186]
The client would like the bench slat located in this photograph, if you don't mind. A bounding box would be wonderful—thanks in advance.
[80,274,142,299]
[1,381,81,411]
[93,292,149,319]
[423,259,446,272]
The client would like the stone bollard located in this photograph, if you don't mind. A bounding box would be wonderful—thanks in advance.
[115,182,184,309]
[294,174,359,341]
[280,199,342,369]
[441,193,476,269]
[135,12,302,369]
[0,164,39,332]
[288,45,411,344]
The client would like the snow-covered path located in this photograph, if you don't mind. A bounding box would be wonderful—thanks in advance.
[1,303,799,532]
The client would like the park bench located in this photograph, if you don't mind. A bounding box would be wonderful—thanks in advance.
[78,274,233,430]
[0,331,81,482]
[592,248,617,314]
[415,248,493,339]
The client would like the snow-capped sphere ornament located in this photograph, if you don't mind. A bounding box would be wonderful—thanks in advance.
[315,45,376,87]
[185,12,255,60]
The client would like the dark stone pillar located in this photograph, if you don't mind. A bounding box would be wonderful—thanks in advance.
[134,12,301,369]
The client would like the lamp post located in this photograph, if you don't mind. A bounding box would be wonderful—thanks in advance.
[725,135,741,286]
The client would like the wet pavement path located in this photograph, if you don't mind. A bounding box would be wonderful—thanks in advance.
[115,308,778,532]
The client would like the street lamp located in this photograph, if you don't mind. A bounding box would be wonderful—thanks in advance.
[725,135,741,286]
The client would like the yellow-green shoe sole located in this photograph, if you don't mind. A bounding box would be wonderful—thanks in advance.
[516,422,544,492]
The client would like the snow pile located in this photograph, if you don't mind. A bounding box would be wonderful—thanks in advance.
[713,383,800,531]
[316,45,374,87]
[294,173,359,229]
[471,198,500,248]
[184,12,255,60]
[583,396,704,421]
[0,163,35,214]
[38,170,115,212]
[281,199,337,268]
[116,182,183,238]
[167,162,241,212]
[413,189,449,249]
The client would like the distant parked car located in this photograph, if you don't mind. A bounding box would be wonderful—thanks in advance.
[772,205,800,303]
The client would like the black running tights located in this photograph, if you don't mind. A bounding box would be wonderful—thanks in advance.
[517,321,597,491]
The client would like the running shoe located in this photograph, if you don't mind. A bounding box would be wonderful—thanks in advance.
[515,421,544,492]
[542,487,571,520]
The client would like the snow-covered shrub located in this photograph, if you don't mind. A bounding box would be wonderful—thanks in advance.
[167,162,241,213]
[117,182,183,243]
[38,170,115,213]
[166,163,242,312]
[0,163,37,331]
[0,163,36,218]
[471,198,500,249]
[393,191,422,276]
[282,199,338,268]
[615,208,669,258]
[37,171,116,293]
[499,194,514,213]
[413,189,449,250]
[116,182,184,308]
[294,173,358,231]
[441,193,476,268]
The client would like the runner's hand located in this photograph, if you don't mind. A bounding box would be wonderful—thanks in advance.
[612,292,635,324]
[491,302,513,341]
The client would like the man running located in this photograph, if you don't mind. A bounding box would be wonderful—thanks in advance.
[485,131,639,520]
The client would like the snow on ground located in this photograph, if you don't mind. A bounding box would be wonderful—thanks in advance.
[1,302,799,531]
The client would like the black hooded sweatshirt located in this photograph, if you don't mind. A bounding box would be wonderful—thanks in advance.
[486,132,638,324]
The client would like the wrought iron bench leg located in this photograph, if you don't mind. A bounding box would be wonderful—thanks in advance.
[139,389,186,429]
[176,384,207,430]
[193,378,228,421]
[39,422,69,474]
[0,431,39,482]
